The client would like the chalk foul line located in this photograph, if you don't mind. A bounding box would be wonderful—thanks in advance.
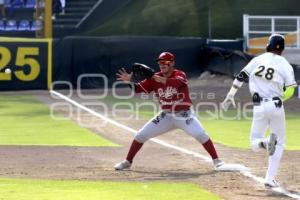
[50,90,300,199]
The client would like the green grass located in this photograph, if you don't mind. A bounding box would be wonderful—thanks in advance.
[100,95,300,150]
[0,178,221,200]
[86,0,300,38]
[137,110,300,150]
[0,95,117,147]
[200,111,300,150]
[87,0,207,37]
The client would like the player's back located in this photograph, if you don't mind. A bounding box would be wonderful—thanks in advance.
[247,52,293,98]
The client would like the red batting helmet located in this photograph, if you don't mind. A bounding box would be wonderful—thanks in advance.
[157,52,175,61]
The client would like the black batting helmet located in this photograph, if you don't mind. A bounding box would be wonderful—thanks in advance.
[266,34,285,52]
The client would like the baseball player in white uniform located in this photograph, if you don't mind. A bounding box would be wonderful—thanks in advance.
[114,52,224,171]
[221,34,297,188]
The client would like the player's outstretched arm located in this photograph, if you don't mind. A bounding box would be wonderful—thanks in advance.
[221,71,248,111]
[116,68,133,83]
[221,84,238,111]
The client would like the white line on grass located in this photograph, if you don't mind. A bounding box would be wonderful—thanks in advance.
[50,90,300,199]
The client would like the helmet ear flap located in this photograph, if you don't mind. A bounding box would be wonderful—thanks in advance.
[266,44,271,52]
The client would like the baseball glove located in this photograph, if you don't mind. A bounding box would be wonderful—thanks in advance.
[132,63,155,82]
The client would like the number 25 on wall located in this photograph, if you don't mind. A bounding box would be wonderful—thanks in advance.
[0,46,40,81]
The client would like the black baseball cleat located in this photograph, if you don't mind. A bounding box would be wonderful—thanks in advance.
[267,133,277,156]
[259,141,267,149]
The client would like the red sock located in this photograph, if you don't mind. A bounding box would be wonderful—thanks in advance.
[126,139,144,163]
[202,138,218,159]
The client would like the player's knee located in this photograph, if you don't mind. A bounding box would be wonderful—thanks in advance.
[134,133,149,143]
[193,131,209,144]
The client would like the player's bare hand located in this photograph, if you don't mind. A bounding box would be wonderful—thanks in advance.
[152,75,167,84]
[221,94,236,111]
[116,68,133,83]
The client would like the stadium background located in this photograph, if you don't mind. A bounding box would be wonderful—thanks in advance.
[0,0,300,199]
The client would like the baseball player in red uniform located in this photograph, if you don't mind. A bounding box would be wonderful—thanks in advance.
[114,52,224,170]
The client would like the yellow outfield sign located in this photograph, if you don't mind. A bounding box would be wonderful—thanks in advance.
[0,37,52,90]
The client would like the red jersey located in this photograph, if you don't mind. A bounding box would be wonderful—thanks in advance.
[134,69,192,111]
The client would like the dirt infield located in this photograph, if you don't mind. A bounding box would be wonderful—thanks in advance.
[0,81,299,199]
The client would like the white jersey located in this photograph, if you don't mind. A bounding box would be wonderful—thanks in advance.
[243,52,297,98]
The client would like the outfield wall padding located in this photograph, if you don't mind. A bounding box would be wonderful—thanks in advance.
[0,38,52,90]
[207,39,244,51]
[199,46,254,76]
[53,36,207,88]
[2,36,298,90]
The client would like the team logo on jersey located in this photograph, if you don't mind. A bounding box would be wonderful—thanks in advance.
[157,87,178,99]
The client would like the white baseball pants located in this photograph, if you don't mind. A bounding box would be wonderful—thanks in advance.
[250,99,285,183]
[134,110,209,144]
